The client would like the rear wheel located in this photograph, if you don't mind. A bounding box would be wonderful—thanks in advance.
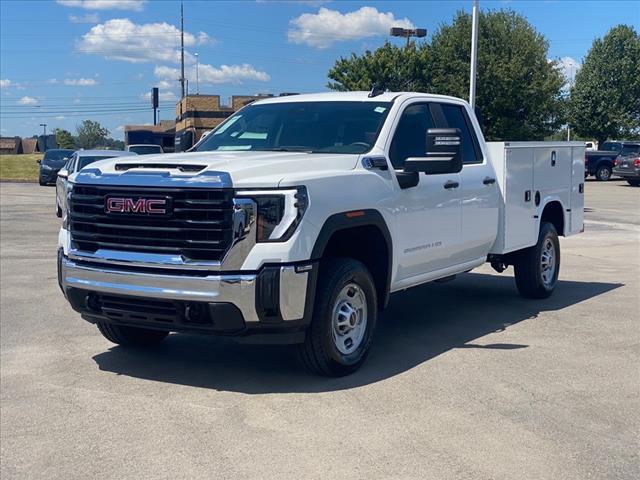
[97,322,169,347]
[297,257,377,376]
[514,222,560,299]
[627,179,640,187]
[595,164,612,181]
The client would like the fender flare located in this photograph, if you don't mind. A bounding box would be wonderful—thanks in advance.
[311,209,393,308]
[537,197,567,236]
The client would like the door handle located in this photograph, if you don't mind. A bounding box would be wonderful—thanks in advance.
[483,177,496,185]
[443,180,459,189]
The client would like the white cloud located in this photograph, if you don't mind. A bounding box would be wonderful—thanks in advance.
[69,13,100,23]
[140,90,177,102]
[55,116,66,120]
[56,0,145,11]
[77,18,213,63]
[156,80,174,89]
[18,96,38,105]
[116,125,125,132]
[46,78,59,84]
[0,79,10,88]
[154,63,270,86]
[556,56,581,87]
[288,6,414,48]
[64,77,98,86]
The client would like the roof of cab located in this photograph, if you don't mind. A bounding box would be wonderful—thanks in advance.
[253,91,468,105]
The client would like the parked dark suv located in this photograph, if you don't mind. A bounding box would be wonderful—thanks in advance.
[38,149,75,186]
[585,141,640,181]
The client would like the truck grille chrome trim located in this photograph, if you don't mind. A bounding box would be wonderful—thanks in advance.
[68,185,257,271]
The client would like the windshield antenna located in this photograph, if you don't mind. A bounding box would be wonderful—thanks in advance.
[368,84,385,98]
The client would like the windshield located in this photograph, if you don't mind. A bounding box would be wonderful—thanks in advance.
[43,149,74,166]
[600,142,622,153]
[129,145,161,155]
[195,101,391,154]
[77,156,112,171]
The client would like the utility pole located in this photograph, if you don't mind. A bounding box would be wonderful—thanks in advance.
[180,0,185,99]
[39,123,47,152]
[195,52,199,95]
[469,0,479,108]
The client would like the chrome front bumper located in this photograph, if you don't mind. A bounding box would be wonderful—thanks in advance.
[60,256,310,323]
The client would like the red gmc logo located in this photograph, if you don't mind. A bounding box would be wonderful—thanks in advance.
[105,197,168,215]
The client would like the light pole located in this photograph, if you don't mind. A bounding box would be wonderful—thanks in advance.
[469,0,479,109]
[39,123,47,152]
[195,52,200,95]
[390,27,427,48]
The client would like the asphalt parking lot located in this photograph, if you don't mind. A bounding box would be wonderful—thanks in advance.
[1,180,638,480]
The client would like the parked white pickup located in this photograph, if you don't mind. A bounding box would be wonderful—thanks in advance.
[57,92,584,376]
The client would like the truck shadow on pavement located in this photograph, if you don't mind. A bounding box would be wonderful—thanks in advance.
[92,272,622,393]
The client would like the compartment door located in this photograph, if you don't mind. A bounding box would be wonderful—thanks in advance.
[503,147,535,252]
[570,145,585,234]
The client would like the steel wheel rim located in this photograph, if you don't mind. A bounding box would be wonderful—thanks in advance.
[331,283,368,355]
[540,238,556,287]
[600,168,610,180]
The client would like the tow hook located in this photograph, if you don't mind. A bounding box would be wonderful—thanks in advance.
[491,260,507,273]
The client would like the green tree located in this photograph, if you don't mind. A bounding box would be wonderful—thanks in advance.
[75,120,110,149]
[53,128,75,149]
[428,10,564,140]
[568,25,640,145]
[326,10,565,141]
[328,41,430,92]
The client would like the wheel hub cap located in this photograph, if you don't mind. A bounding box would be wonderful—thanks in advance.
[540,239,556,287]
[332,283,368,355]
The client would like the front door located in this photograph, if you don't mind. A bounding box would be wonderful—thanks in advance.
[387,102,463,283]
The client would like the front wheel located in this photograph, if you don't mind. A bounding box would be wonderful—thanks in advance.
[595,164,612,181]
[97,322,169,347]
[297,257,377,376]
[514,222,560,299]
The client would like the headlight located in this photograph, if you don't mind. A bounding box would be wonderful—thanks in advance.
[41,164,53,171]
[62,182,73,229]
[235,187,308,242]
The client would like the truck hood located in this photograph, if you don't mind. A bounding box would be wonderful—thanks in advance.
[72,150,360,188]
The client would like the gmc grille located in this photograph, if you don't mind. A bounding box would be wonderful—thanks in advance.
[69,185,234,261]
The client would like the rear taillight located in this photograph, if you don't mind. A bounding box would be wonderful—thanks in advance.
[634,158,640,167]
[614,158,620,167]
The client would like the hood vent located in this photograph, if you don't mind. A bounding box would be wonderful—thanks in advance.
[115,163,206,173]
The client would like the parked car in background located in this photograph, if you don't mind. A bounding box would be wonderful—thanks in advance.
[38,149,75,186]
[126,144,164,155]
[56,150,137,217]
[585,141,640,181]
[585,141,596,151]
[613,153,640,186]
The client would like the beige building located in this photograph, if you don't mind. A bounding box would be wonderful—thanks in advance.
[175,94,273,150]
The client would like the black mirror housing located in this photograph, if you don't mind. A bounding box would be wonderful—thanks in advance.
[403,128,463,175]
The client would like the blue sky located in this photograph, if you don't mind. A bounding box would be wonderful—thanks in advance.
[1,0,638,139]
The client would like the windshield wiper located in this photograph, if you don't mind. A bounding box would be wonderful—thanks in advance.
[263,147,314,153]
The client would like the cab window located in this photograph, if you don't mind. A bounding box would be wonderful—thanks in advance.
[432,103,482,164]
[388,103,434,169]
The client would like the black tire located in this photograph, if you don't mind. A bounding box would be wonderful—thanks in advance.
[627,179,640,187]
[297,257,377,377]
[595,164,612,181]
[97,322,169,347]
[39,178,46,186]
[514,222,560,299]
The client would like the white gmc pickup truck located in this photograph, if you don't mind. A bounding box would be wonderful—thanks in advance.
[57,92,585,376]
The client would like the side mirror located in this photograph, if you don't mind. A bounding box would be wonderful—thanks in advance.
[404,128,462,175]
[37,159,41,164]
[57,169,68,179]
